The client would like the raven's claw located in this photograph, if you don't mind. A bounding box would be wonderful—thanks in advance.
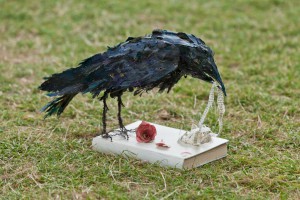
[101,132,113,142]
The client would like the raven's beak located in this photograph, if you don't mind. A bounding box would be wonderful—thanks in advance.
[207,58,227,96]
[215,76,227,96]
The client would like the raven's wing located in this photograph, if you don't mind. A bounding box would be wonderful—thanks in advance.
[83,38,181,96]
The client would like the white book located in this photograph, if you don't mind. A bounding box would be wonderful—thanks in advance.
[92,121,228,169]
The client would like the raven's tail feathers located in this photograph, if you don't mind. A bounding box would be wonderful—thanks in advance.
[41,94,76,118]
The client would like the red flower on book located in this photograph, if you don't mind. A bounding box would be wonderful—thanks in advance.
[136,121,157,143]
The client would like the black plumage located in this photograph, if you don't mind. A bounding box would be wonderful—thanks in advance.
[39,29,226,138]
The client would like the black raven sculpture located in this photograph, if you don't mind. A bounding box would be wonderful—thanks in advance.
[39,29,226,139]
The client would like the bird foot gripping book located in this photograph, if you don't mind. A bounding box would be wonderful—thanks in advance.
[92,121,228,169]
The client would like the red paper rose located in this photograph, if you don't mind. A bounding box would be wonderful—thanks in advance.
[136,121,157,143]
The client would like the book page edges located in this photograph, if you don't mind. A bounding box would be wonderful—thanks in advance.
[183,143,227,169]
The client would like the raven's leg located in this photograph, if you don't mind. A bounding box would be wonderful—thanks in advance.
[117,95,129,140]
[101,95,111,140]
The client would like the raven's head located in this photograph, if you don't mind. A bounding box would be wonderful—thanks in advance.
[188,46,226,96]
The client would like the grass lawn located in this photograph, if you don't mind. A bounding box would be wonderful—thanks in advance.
[1,0,299,199]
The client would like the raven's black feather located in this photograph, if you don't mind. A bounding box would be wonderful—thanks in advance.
[40,94,76,117]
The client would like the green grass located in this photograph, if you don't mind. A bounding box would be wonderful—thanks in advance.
[1,0,299,199]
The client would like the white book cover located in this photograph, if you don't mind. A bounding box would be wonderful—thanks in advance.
[92,121,228,169]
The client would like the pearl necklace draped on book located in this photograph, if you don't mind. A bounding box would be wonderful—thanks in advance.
[178,82,225,145]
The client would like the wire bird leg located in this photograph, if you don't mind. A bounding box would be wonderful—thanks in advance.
[99,93,134,140]
[101,94,112,141]
[116,95,130,140]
